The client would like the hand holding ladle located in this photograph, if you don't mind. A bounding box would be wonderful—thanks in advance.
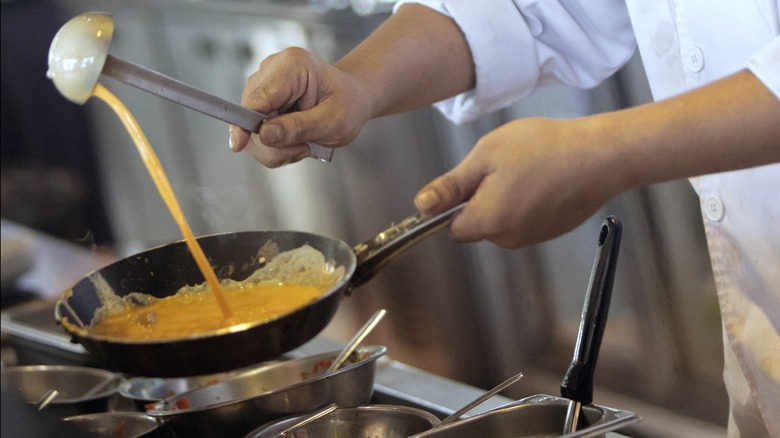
[46,11,333,162]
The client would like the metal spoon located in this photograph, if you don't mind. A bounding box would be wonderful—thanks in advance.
[46,11,333,162]
[327,308,387,373]
[433,370,524,429]
[32,372,120,412]
[272,403,339,437]
[34,389,60,411]
[80,373,121,398]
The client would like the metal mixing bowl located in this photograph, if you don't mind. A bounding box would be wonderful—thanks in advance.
[0,365,123,417]
[146,345,386,437]
[246,404,441,438]
[63,412,167,438]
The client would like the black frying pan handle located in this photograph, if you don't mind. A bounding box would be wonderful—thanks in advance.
[560,216,622,404]
[347,203,466,293]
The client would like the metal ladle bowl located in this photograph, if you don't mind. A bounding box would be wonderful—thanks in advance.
[46,11,113,104]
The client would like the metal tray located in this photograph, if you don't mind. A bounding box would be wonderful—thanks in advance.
[1,300,92,367]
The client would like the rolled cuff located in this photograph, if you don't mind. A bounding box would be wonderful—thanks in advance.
[395,0,541,124]
[746,36,780,101]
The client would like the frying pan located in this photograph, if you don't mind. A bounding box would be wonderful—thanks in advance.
[54,204,464,377]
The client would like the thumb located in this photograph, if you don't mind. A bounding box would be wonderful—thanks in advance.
[414,161,482,215]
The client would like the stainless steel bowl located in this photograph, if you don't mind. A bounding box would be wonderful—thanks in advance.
[0,365,123,418]
[63,412,166,438]
[118,366,272,411]
[246,405,441,438]
[146,345,386,437]
[409,394,640,438]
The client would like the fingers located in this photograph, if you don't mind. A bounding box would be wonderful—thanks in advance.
[229,126,251,152]
[243,133,311,168]
[415,156,484,215]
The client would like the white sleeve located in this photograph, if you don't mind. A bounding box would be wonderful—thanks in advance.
[746,36,780,101]
[394,0,637,124]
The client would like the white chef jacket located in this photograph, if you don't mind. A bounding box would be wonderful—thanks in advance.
[394,1,780,436]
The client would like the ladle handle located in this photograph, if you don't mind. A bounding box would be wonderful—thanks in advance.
[101,55,333,162]
[103,54,263,131]
[560,216,622,405]
[348,203,466,292]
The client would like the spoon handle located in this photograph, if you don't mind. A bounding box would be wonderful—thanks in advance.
[34,389,60,411]
[436,371,524,428]
[327,309,387,373]
[102,55,333,162]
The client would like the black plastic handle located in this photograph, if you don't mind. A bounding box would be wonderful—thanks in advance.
[560,216,622,404]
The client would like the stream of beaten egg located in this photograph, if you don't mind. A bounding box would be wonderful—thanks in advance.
[91,83,233,322]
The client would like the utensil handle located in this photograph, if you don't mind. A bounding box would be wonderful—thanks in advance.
[274,403,338,437]
[34,389,60,411]
[348,203,466,292]
[436,371,524,428]
[102,55,334,162]
[560,216,622,405]
[103,55,263,131]
[327,309,386,373]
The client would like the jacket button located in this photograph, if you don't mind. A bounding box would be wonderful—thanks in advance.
[704,195,725,221]
[685,46,705,72]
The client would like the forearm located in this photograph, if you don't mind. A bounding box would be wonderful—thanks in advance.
[601,70,780,193]
[335,4,475,118]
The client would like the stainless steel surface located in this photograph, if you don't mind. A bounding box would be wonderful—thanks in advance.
[436,371,524,428]
[83,373,122,398]
[270,403,338,438]
[246,405,441,438]
[410,394,640,438]
[63,412,161,438]
[118,367,267,411]
[328,308,386,373]
[565,400,582,435]
[146,346,385,437]
[2,300,635,436]
[0,365,123,417]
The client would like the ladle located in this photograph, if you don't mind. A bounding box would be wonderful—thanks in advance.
[46,11,333,162]
[561,216,622,434]
[433,370,524,429]
[327,309,387,373]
